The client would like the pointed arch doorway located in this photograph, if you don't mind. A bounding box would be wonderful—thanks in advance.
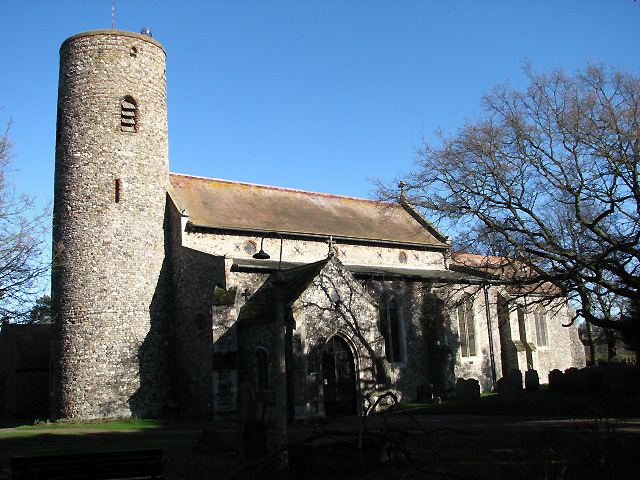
[322,335,357,416]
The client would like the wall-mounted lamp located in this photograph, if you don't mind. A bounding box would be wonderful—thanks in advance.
[253,233,284,270]
[253,237,271,260]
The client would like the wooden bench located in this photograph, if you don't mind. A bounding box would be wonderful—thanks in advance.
[11,449,164,480]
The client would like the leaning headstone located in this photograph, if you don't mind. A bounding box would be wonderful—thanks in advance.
[548,369,564,391]
[525,369,540,391]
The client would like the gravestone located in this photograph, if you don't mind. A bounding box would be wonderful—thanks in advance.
[525,370,539,391]
[508,369,523,391]
[416,384,434,403]
[548,369,564,391]
[563,367,585,394]
[496,377,506,396]
[497,370,522,401]
[455,378,480,400]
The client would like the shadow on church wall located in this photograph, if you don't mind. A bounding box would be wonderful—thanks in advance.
[128,202,176,417]
[128,256,171,417]
[130,199,226,417]
[172,247,226,416]
[234,258,476,422]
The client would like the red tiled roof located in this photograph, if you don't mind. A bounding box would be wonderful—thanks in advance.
[451,253,510,268]
[168,173,447,247]
[451,252,562,295]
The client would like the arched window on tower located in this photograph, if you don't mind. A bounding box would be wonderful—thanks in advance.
[121,96,137,132]
[255,348,269,390]
[380,294,404,363]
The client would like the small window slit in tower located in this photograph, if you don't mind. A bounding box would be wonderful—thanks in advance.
[115,178,122,203]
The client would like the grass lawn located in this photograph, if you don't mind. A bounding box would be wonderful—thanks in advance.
[2,390,639,479]
[397,387,640,417]
[13,418,163,432]
[0,419,240,479]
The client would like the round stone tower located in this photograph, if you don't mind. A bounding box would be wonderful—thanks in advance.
[52,30,170,418]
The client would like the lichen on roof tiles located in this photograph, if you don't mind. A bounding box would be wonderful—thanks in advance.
[169,173,447,247]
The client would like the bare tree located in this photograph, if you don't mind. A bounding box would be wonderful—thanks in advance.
[0,115,49,320]
[379,65,640,359]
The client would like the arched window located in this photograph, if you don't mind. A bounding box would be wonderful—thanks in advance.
[534,308,548,347]
[121,96,137,132]
[457,296,477,357]
[255,348,269,390]
[380,295,403,363]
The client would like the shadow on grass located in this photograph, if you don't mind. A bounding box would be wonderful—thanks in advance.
[0,418,39,429]
[0,423,241,480]
[398,389,640,418]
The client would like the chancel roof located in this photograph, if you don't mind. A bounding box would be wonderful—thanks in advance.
[169,173,448,247]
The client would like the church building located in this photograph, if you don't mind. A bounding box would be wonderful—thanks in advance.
[50,30,585,420]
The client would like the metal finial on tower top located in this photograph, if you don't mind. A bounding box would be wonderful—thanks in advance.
[141,27,153,37]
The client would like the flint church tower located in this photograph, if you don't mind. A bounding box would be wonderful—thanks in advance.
[52,30,170,418]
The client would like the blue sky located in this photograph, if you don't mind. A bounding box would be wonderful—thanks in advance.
[1,1,639,252]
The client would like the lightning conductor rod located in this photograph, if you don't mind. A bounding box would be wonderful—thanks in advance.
[112,0,115,30]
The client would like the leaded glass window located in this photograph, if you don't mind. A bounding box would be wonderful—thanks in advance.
[458,297,477,357]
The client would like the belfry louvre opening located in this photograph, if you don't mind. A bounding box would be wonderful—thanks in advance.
[121,97,137,132]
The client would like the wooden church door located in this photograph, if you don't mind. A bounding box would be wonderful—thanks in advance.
[322,335,357,416]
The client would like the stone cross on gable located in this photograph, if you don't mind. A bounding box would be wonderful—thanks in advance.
[326,236,334,256]
[398,181,406,200]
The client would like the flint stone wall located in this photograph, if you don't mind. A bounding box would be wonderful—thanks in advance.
[531,302,586,378]
[449,287,502,393]
[179,229,447,271]
[52,31,170,419]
